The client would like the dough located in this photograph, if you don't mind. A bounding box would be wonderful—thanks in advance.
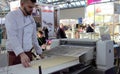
[31,56,78,69]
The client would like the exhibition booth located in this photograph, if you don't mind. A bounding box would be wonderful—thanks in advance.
[84,1,120,41]
[33,3,60,37]
[0,0,119,74]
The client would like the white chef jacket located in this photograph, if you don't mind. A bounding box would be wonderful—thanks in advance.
[5,8,42,56]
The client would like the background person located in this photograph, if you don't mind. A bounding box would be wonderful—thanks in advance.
[86,24,95,33]
[37,31,47,51]
[42,26,49,40]
[56,23,67,39]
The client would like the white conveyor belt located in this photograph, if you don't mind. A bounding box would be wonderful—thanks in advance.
[0,56,79,74]
[0,45,94,74]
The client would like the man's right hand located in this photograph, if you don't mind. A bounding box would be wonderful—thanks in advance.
[19,52,30,67]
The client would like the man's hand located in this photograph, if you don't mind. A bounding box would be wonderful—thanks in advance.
[19,52,30,67]
[39,54,44,59]
[41,44,46,49]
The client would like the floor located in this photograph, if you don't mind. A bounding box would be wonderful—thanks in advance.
[79,67,117,74]
[52,66,118,74]
[79,67,104,74]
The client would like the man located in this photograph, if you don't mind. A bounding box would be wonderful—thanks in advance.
[0,28,1,44]
[56,23,67,39]
[86,24,95,33]
[5,0,43,67]
[37,31,46,51]
[42,26,49,40]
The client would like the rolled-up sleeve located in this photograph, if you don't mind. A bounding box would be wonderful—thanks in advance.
[32,20,42,55]
[5,12,24,56]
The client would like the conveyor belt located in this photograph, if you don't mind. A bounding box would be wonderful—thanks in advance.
[32,56,78,69]
[43,45,94,57]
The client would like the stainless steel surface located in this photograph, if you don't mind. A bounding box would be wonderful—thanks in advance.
[43,45,94,57]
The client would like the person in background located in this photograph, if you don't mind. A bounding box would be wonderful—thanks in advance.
[0,28,1,44]
[37,31,47,51]
[56,23,67,39]
[5,0,43,67]
[86,24,95,33]
[43,26,49,40]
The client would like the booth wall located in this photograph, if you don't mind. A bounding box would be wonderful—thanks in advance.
[60,7,85,19]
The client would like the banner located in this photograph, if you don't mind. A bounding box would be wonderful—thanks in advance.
[41,5,54,37]
[95,2,113,15]
[87,0,101,5]
[87,0,110,5]
[85,2,114,23]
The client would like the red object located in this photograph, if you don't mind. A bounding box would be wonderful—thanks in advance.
[47,40,52,45]
[96,7,101,13]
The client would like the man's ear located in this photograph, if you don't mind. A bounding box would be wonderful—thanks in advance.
[21,3,24,7]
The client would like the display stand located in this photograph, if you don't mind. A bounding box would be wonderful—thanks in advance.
[33,4,60,37]
[85,1,120,41]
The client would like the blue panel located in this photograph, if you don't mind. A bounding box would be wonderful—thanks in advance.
[78,18,82,24]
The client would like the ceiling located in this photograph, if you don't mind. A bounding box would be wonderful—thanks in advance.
[0,0,10,12]
[38,0,87,9]
[0,0,118,13]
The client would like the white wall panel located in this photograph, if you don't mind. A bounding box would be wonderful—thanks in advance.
[60,7,85,19]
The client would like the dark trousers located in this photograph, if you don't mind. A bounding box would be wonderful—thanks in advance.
[8,51,33,66]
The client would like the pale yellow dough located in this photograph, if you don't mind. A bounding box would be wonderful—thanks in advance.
[31,56,78,69]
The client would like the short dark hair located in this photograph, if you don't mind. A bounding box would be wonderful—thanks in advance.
[39,31,43,35]
[20,0,36,3]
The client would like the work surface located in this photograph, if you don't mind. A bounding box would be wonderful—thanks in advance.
[0,56,79,74]
[43,45,94,57]
[0,45,94,74]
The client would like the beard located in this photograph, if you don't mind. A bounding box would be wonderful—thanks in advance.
[24,7,32,15]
